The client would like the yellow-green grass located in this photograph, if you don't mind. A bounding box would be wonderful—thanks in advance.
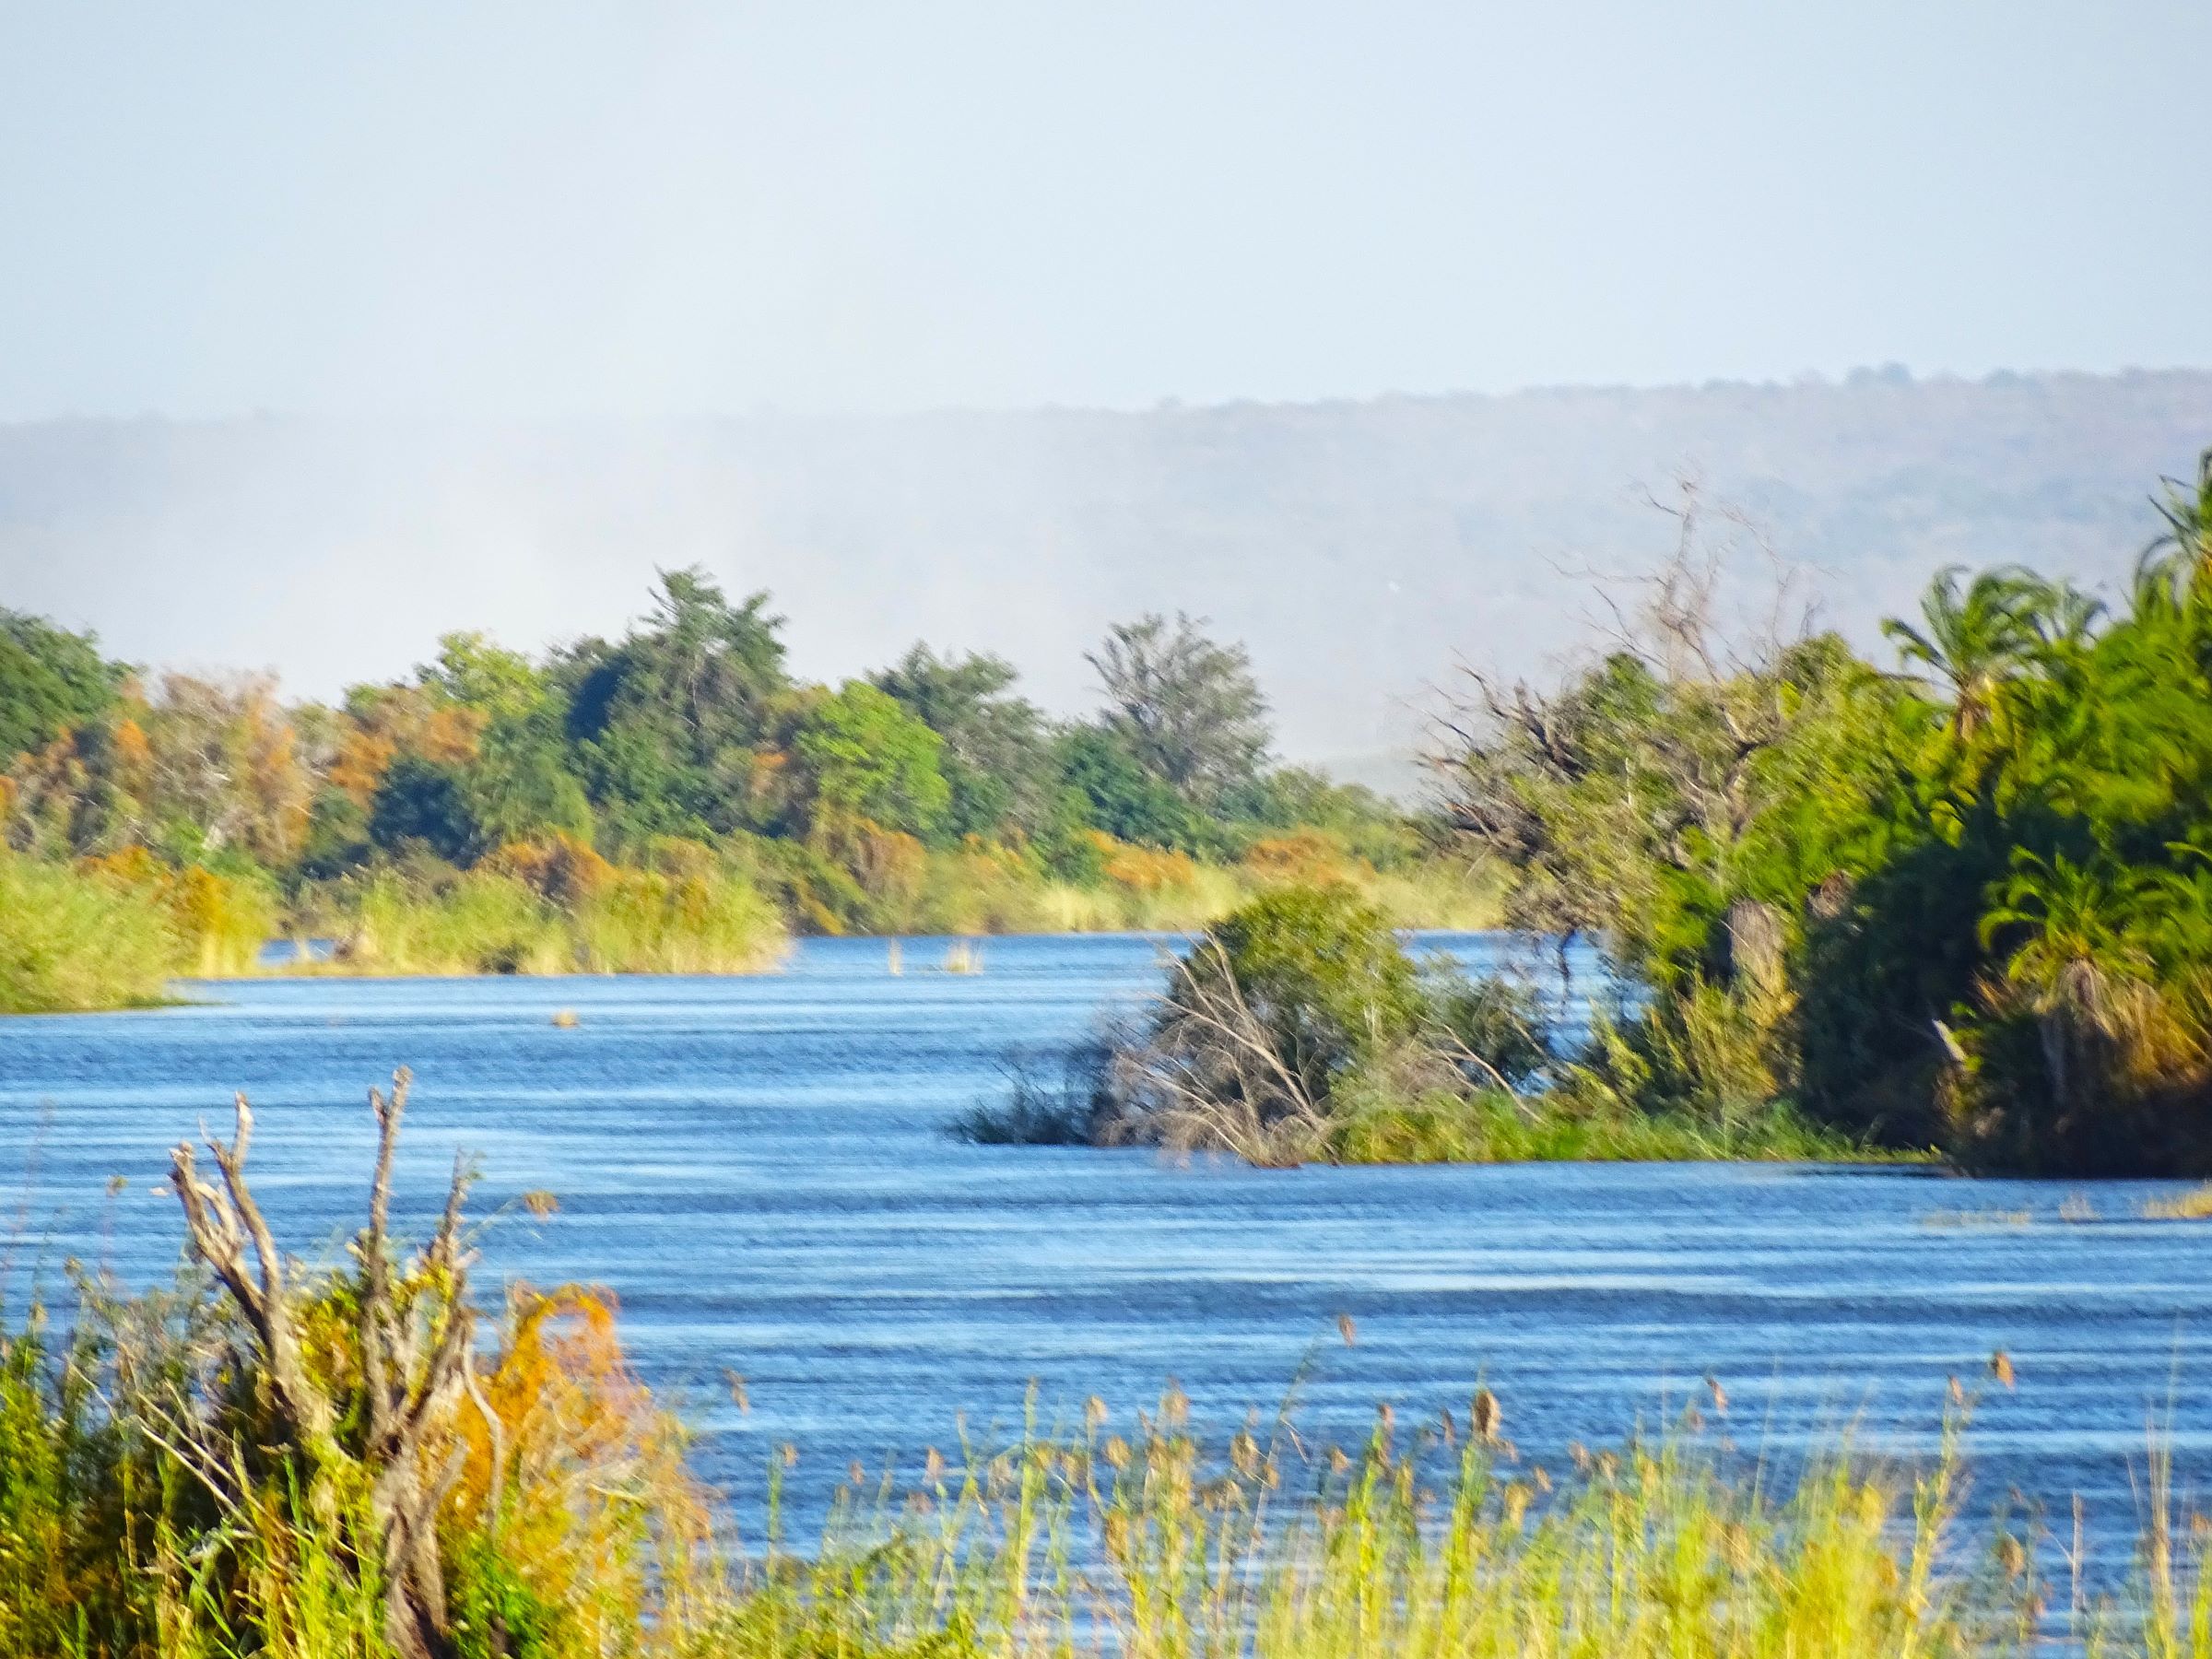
[289,866,787,977]
[908,853,1500,939]
[0,852,182,1012]
[1322,1088,1927,1165]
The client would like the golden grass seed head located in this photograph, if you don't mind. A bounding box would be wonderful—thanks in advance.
[1472,1388,1501,1444]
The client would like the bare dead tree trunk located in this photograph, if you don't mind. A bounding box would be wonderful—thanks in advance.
[170,1068,477,1659]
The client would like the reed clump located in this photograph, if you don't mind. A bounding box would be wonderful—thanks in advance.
[2139,1182,2212,1220]
[0,850,184,1011]
[300,844,785,977]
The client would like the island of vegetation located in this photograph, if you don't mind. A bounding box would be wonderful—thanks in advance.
[0,578,1481,1012]
[967,454,2212,1176]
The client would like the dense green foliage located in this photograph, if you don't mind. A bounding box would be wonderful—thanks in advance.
[0,607,128,763]
[1444,452,2212,1173]
[1,571,1461,1008]
[975,881,1892,1166]
[0,853,182,1012]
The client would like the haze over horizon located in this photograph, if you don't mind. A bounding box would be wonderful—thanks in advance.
[3,6,2208,780]
[6,370,2209,788]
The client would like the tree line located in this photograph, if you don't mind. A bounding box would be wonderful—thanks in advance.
[0,579,1418,947]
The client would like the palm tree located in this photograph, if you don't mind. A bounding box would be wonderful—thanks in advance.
[2131,448,2212,622]
[2021,576,2106,652]
[2153,446,2212,571]
[1979,851,2148,994]
[1881,566,2047,741]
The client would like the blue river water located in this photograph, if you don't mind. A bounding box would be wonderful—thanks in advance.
[4,931,2211,1564]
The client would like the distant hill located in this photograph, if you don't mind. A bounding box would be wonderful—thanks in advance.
[2,368,2206,776]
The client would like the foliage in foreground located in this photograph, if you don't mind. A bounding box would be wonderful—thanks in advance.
[1440,455,2212,1173]
[1,1086,2208,1657]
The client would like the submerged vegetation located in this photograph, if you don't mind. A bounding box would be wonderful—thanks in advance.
[1,583,1477,1006]
[4,1086,2212,1657]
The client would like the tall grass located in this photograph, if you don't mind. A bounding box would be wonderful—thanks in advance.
[10,1295,2202,1658]
[301,863,786,976]
[569,865,785,973]
[1322,1086,1920,1163]
[736,1390,2020,1659]
[912,841,1502,938]
[0,853,181,1011]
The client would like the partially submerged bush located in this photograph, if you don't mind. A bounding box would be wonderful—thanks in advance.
[966,882,1897,1168]
[967,885,1565,1167]
[950,1040,1122,1145]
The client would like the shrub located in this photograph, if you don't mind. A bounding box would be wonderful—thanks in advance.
[0,852,182,1011]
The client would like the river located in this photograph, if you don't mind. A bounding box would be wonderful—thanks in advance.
[4,931,2209,1561]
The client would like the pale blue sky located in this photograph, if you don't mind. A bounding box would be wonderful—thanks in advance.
[1,1,2206,418]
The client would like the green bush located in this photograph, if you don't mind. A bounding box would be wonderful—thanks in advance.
[0,853,181,1012]
[1194,883,1422,1102]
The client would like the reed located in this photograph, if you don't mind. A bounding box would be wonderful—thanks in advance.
[898,836,1499,939]
[2140,1182,2212,1220]
[1322,1088,1915,1164]
[0,851,182,1012]
[296,862,785,977]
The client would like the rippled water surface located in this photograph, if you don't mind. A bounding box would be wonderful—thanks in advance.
[6,932,2212,1552]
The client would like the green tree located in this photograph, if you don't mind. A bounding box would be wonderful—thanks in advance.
[1053,725,1211,853]
[370,754,481,863]
[1878,566,2048,741]
[872,644,1053,839]
[558,570,790,840]
[418,630,547,723]
[1088,613,1271,804]
[793,681,951,840]
[0,609,127,761]
[418,630,593,847]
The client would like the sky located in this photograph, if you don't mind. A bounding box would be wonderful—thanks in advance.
[2,1,2207,419]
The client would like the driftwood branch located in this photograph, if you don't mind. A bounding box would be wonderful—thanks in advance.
[168,1067,480,1659]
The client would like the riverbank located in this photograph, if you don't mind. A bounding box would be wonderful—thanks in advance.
[0,843,1498,1008]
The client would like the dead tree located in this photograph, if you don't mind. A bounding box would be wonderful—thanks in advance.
[1109,935,1330,1166]
[170,1067,478,1659]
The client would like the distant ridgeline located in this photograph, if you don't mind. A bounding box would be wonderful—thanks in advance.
[1,369,2207,767]
[0,582,1477,1009]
